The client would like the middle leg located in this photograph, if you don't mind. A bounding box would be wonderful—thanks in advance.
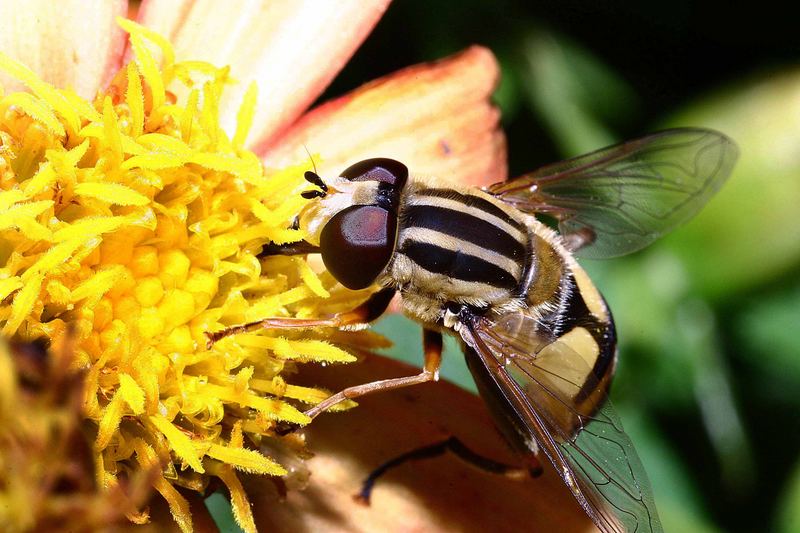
[301,328,444,421]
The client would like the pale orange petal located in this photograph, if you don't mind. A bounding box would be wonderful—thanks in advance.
[262,46,507,188]
[0,0,128,99]
[251,355,594,532]
[137,0,390,151]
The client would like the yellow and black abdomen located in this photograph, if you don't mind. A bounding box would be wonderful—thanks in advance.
[391,186,530,308]
[521,226,618,413]
[547,263,618,421]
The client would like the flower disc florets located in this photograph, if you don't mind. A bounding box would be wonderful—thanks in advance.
[0,20,378,532]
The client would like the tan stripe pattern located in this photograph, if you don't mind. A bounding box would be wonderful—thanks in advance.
[408,193,527,243]
[402,226,523,279]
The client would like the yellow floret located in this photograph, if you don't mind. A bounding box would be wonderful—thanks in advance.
[93,299,113,331]
[158,289,195,330]
[162,324,194,354]
[106,267,136,299]
[184,268,218,309]
[130,246,159,276]
[158,249,191,289]
[139,307,165,338]
[134,276,164,307]
[113,295,140,321]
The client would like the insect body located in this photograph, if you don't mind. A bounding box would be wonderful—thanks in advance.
[210,128,738,533]
[302,157,618,410]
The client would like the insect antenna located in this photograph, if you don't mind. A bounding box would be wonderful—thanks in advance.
[301,188,326,199]
[301,145,328,198]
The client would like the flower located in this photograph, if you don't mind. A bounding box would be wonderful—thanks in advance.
[0,1,505,531]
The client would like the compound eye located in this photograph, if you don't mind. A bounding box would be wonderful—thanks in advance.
[340,158,408,190]
[320,205,397,290]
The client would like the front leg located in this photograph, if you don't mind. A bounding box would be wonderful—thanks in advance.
[205,287,396,348]
[258,240,320,257]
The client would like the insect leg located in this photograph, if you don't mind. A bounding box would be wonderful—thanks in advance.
[205,288,395,348]
[258,240,321,257]
[355,436,543,504]
[301,328,444,421]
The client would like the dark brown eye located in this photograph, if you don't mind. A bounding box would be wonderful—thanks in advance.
[340,158,408,212]
[340,158,408,188]
[320,205,397,290]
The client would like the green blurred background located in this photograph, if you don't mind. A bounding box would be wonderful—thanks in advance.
[200,1,800,531]
[341,2,800,532]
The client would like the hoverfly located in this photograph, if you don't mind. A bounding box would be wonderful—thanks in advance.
[208,128,738,533]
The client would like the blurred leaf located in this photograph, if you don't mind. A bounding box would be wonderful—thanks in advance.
[495,57,524,122]
[521,30,639,154]
[618,407,721,533]
[207,491,242,533]
[658,503,721,533]
[778,458,800,533]
[662,70,800,298]
[735,282,800,393]
[675,300,754,492]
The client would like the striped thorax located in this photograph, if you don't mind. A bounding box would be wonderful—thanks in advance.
[390,179,530,324]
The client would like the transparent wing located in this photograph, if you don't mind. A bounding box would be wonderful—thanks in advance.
[486,128,738,258]
[461,311,662,533]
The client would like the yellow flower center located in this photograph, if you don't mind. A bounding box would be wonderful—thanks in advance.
[0,19,376,533]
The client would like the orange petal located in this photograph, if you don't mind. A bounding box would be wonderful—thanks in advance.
[0,0,128,99]
[250,355,594,532]
[136,0,390,151]
[262,46,507,188]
